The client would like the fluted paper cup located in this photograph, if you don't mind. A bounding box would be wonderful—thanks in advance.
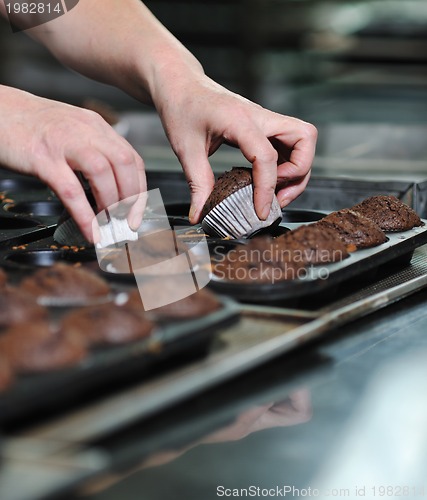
[201,184,282,239]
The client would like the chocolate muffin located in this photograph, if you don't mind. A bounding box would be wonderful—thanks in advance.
[61,303,154,346]
[201,167,282,238]
[351,195,423,232]
[0,357,13,392]
[275,224,350,265]
[201,167,253,220]
[20,263,111,302]
[0,268,6,288]
[317,209,387,249]
[0,322,86,374]
[0,287,49,329]
[213,236,306,283]
[124,281,221,319]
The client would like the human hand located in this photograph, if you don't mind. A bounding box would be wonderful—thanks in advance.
[153,74,317,224]
[0,86,146,243]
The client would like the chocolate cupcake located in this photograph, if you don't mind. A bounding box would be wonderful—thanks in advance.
[213,236,306,283]
[0,322,86,374]
[0,357,13,392]
[124,281,221,320]
[201,167,282,238]
[60,303,154,347]
[0,287,49,329]
[275,224,350,265]
[20,263,111,305]
[351,195,423,232]
[317,209,387,249]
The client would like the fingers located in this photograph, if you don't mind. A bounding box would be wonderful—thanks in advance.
[65,134,147,236]
[177,145,215,224]
[38,162,97,243]
[127,156,147,230]
[226,125,278,220]
[223,115,316,221]
[68,143,144,209]
[275,120,317,182]
[276,169,312,207]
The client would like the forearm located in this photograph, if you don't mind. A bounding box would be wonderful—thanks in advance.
[25,0,204,107]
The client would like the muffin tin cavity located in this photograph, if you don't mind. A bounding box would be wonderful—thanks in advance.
[0,217,40,230]
[164,202,191,217]
[169,217,192,228]
[5,201,64,217]
[281,209,328,223]
[0,177,46,193]
[3,249,97,270]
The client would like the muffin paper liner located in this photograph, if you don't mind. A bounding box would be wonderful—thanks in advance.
[201,184,282,238]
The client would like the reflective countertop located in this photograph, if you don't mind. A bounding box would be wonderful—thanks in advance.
[70,286,427,500]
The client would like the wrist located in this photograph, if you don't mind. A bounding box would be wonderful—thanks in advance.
[137,44,205,111]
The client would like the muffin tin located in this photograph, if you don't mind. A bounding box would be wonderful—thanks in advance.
[0,235,240,425]
[0,172,240,426]
[143,203,427,304]
[1,169,426,425]
[0,293,239,427]
[0,243,239,427]
[208,213,427,303]
[0,171,60,247]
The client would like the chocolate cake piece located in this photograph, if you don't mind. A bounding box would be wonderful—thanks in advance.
[201,167,253,220]
[0,287,48,329]
[275,224,350,265]
[351,195,423,232]
[124,281,221,319]
[317,209,387,249]
[213,236,306,283]
[61,303,154,346]
[20,263,110,300]
[0,322,86,374]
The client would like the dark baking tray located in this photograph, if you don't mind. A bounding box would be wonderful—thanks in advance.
[207,216,427,303]
[0,295,239,428]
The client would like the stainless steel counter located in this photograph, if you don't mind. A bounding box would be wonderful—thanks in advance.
[71,276,427,500]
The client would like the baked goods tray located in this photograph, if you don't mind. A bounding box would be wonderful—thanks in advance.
[0,296,240,427]
[1,247,427,500]
[207,216,427,304]
[16,245,427,447]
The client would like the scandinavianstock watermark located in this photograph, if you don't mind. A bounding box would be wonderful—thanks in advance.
[212,244,338,284]
[3,0,79,32]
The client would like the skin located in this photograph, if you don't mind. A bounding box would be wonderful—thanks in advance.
[0,0,317,242]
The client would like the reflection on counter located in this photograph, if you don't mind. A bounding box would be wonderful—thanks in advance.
[80,388,312,496]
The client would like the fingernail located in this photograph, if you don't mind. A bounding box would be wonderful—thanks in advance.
[189,205,197,222]
[277,195,289,207]
[260,202,271,221]
[128,212,141,231]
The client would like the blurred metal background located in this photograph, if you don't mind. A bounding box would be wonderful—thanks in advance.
[1,0,427,175]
